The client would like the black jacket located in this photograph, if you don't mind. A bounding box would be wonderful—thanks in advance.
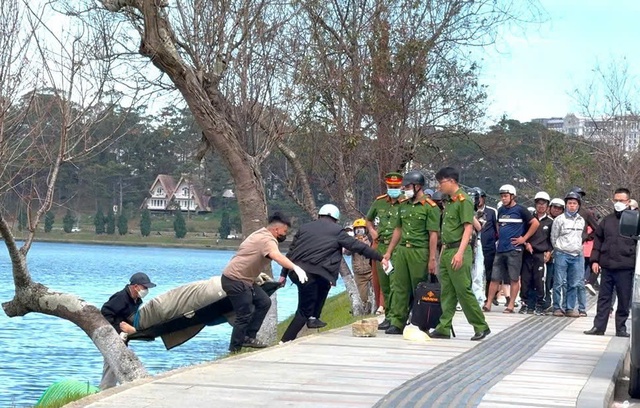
[529,214,553,253]
[590,212,637,270]
[281,218,383,285]
[479,205,498,251]
[101,285,142,333]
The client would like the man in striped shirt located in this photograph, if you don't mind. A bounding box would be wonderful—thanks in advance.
[483,184,539,313]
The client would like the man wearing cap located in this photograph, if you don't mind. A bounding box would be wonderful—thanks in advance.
[520,192,553,315]
[428,167,490,341]
[223,212,308,352]
[366,172,404,326]
[382,170,441,335]
[99,272,156,390]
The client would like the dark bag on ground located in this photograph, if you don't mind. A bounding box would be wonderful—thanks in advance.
[410,274,449,334]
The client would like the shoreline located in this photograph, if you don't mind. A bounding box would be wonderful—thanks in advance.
[30,237,240,251]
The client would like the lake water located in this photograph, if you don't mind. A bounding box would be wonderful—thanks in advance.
[0,242,346,407]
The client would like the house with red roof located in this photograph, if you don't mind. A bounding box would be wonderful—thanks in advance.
[142,175,212,213]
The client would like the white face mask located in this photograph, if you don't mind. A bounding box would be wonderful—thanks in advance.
[346,230,354,237]
[404,189,415,199]
[138,288,149,298]
[614,202,628,212]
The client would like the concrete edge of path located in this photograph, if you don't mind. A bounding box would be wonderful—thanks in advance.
[576,336,630,408]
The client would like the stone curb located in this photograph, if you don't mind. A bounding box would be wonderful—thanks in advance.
[576,336,630,408]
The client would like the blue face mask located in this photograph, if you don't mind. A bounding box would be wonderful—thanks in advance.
[387,188,401,199]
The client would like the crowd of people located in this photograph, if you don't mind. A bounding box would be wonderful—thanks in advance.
[98,167,637,389]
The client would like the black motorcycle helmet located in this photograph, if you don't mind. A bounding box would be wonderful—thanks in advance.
[402,170,425,187]
[564,191,582,204]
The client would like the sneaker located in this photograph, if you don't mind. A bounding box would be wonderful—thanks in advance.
[585,283,597,296]
[552,309,564,317]
[526,309,535,315]
[307,317,327,329]
[534,308,545,316]
[518,305,527,314]
[242,337,268,349]
[565,310,580,318]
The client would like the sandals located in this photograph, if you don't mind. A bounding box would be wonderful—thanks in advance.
[482,305,491,312]
[503,308,515,314]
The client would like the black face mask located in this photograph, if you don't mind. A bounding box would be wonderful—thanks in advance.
[276,234,287,243]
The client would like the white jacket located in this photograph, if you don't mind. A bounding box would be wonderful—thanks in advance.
[550,212,585,256]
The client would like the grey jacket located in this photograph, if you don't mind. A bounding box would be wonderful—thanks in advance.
[551,212,586,256]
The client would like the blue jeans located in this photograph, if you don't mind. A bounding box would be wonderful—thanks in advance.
[553,251,585,312]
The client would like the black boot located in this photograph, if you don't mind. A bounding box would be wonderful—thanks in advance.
[378,319,391,330]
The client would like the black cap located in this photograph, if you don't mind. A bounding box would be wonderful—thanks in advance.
[129,272,156,288]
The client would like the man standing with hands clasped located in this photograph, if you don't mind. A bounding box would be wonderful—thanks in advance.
[428,167,491,341]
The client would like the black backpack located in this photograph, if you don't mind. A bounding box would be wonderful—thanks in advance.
[410,274,454,336]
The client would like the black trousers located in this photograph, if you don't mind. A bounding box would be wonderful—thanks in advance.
[281,271,331,342]
[593,268,633,333]
[483,248,496,298]
[221,275,272,352]
[520,252,545,309]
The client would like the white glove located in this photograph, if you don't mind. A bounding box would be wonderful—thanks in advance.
[293,265,308,284]
[255,272,272,285]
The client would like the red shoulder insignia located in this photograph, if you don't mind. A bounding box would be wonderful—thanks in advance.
[425,198,437,207]
[376,194,388,200]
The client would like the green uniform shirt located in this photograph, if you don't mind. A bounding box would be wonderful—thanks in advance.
[441,188,474,244]
[366,194,402,243]
[396,195,441,248]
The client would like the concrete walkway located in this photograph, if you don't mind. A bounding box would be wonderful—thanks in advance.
[71,304,628,408]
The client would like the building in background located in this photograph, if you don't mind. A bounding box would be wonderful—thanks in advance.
[142,174,212,213]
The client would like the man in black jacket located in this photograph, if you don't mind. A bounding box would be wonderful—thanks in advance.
[279,204,388,342]
[100,272,156,389]
[585,188,636,337]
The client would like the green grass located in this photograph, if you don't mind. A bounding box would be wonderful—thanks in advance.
[276,291,367,339]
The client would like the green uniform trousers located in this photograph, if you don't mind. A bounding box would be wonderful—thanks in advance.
[375,243,391,308]
[388,245,428,329]
[435,247,489,336]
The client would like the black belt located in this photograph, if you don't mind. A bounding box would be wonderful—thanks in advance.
[442,240,462,250]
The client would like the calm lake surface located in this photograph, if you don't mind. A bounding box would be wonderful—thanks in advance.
[0,242,346,407]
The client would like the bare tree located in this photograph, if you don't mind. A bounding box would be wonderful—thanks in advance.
[1,1,148,385]
[573,59,640,204]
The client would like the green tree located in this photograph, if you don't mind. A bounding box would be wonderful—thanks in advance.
[173,210,187,238]
[117,213,128,235]
[17,207,27,231]
[105,210,116,234]
[218,210,231,239]
[62,210,75,233]
[140,209,151,237]
[94,208,105,234]
[44,211,55,233]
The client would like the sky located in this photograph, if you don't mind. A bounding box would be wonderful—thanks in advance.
[479,0,640,124]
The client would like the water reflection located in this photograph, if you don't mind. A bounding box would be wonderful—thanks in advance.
[0,242,345,406]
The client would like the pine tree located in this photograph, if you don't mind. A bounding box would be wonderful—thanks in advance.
[62,210,75,233]
[173,209,187,238]
[117,213,128,235]
[140,209,151,237]
[218,210,231,239]
[17,207,27,231]
[94,208,105,234]
[105,210,116,234]
[44,211,55,233]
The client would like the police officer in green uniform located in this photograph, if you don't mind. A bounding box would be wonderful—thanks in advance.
[428,167,491,341]
[382,170,440,334]
[366,172,404,330]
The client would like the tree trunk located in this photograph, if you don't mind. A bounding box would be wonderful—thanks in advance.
[339,260,367,316]
[0,216,147,384]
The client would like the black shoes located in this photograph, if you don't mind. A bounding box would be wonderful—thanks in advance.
[470,329,491,341]
[242,337,268,349]
[307,317,327,329]
[385,325,403,335]
[583,327,605,336]
[378,319,391,331]
[427,330,451,339]
[616,330,630,338]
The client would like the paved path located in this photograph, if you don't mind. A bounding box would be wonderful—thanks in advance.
[72,303,628,408]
